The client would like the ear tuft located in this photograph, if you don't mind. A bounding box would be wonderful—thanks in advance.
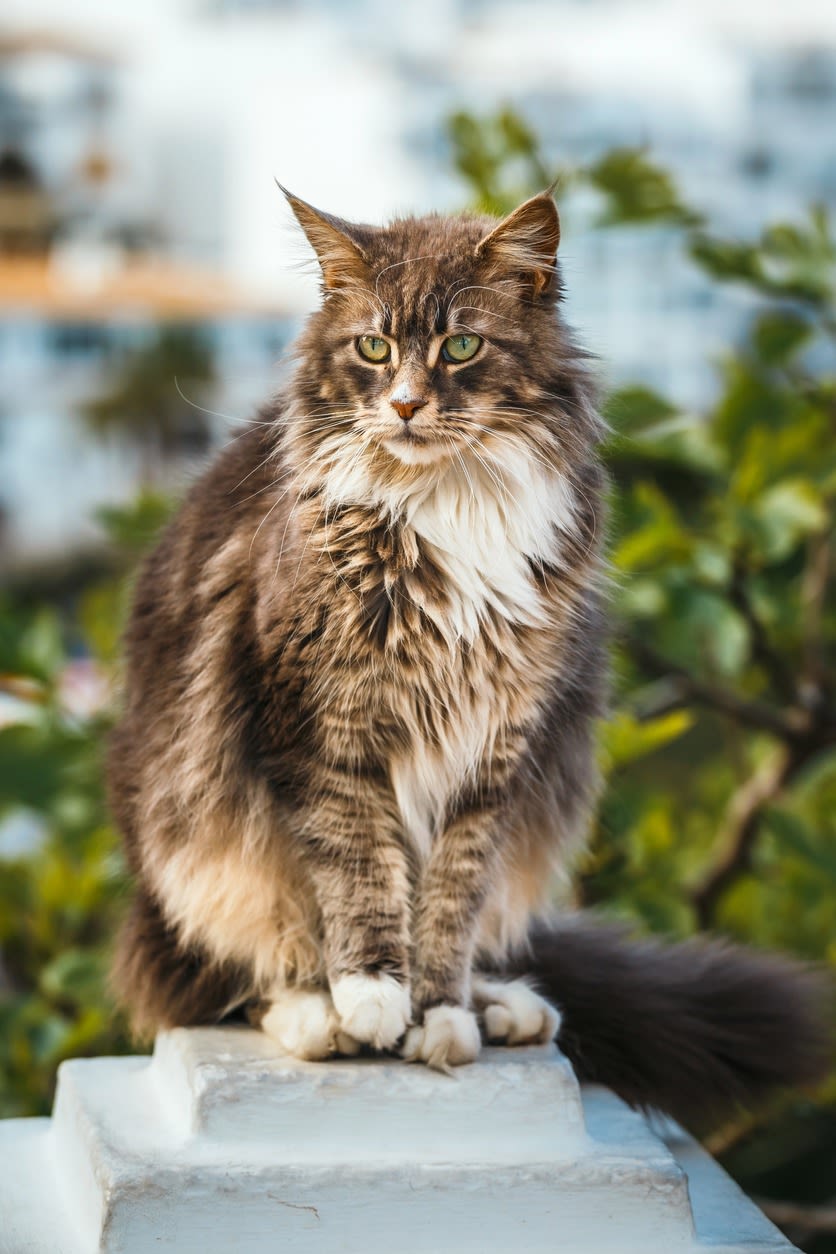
[476,192,561,298]
[279,185,369,292]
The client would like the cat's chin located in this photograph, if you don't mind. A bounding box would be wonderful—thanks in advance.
[383,436,447,467]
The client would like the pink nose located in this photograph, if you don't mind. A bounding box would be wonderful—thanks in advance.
[390,396,427,422]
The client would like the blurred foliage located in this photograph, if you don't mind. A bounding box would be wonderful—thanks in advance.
[449,109,836,1252]
[0,105,834,1249]
[0,498,172,1116]
[83,325,214,482]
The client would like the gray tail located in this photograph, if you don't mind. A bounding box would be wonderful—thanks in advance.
[513,917,832,1128]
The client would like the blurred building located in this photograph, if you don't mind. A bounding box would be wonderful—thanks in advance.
[0,32,291,573]
[184,2,835,412]
[528,44,836,404]
[0,6,834,574]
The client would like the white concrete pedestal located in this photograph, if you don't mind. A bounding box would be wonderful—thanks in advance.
[0,1027,797,1253]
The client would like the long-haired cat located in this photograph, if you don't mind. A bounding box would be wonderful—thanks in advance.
[109,190,826,1121]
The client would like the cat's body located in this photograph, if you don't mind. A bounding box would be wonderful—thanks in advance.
[110,191,827,1107]
[110,193,603,1067]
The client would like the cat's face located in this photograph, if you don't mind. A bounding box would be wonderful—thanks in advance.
[285,191,594,486]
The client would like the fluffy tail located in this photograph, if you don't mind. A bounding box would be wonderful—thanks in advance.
[512,917,832,1128]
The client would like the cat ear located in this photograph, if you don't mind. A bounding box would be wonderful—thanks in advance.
[475,191,561,298]
[280,185,370,291]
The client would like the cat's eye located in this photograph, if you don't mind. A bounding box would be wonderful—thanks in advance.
[442,334,482,363]
[357,335,391,363]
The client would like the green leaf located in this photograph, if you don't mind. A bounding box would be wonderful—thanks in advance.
[656,589,750,677]
[604,386,678,436]
[617,577,668,619]
[765,809,836,880]
[95,491,173,553]
[691,207,835,305]
[0,724,75,811]
[601,710,694,769]
[39,949,106,1005]
[749,479,828,563]
[752,310,814,364]
[445,108,555,214]
[611,483,691,573]
[587,148,702,227]
[690,236,763,286]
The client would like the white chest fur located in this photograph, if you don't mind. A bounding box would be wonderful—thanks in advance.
[328,444,577,857]
[402,450,573,644]
[324,442,575,644]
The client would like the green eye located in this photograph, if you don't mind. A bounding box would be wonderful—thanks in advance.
[357,335,391,363]
[442,334,482,363]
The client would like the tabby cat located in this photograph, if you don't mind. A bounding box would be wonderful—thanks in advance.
[109,190,825,1114]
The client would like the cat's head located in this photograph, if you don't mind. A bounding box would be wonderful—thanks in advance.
[283,188,598,493]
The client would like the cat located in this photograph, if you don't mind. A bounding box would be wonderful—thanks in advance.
[108,189,826,1116]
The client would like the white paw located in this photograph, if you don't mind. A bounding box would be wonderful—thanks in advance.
[402,1005,481,1071]
[261,988,361,1061]
[474,978,561,1046]
[330,973,411,1050]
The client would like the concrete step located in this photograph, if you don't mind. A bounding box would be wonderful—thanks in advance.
[48,1035,697,1251]
[0,1118,85,1254]
[661,1123,798,1254]
[152,1026,590,1159]
[0,1027,799,1254]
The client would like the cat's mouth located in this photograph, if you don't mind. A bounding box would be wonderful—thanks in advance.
[383,426,447,466]
[395,427,428,445]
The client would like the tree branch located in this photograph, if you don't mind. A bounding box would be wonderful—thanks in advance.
[755,1197,836,1237]
[627,636,835,927]
[703,1109,763,1157]
[627,638,805,741]
[690,744,806,929]
[729,559,797,702]
[801,526,832,699]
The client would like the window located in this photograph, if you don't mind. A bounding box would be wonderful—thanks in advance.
[48,324,110,358]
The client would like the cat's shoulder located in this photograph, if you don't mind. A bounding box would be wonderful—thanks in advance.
[128,401,287,608]
[191,403,285,513]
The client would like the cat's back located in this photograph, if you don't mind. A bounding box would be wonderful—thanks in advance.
[119,410,287,708]
[108,408,296,852]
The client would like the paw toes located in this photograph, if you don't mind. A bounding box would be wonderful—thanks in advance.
[261,989,354,1061]
[483,1003,514,1043]
[403,1005,481,1070]
[334,1030,363,1057]
[475,980,561,1047]
[330,974,411,1050]
[531,1000,562,1045]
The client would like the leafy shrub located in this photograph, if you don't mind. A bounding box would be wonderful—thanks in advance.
[0,496,171,1115]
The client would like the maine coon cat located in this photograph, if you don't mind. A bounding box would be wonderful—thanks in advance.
[109,190,825,1113]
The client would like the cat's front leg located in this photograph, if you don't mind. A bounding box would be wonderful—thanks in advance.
[404,800,504,1070]
[300,776,412,1052]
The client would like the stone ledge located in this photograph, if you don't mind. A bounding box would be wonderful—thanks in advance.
[152,1027,589,1158]
[0,1026,798,1254]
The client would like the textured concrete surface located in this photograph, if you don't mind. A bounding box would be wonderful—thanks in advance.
[0,1027,798,1253]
